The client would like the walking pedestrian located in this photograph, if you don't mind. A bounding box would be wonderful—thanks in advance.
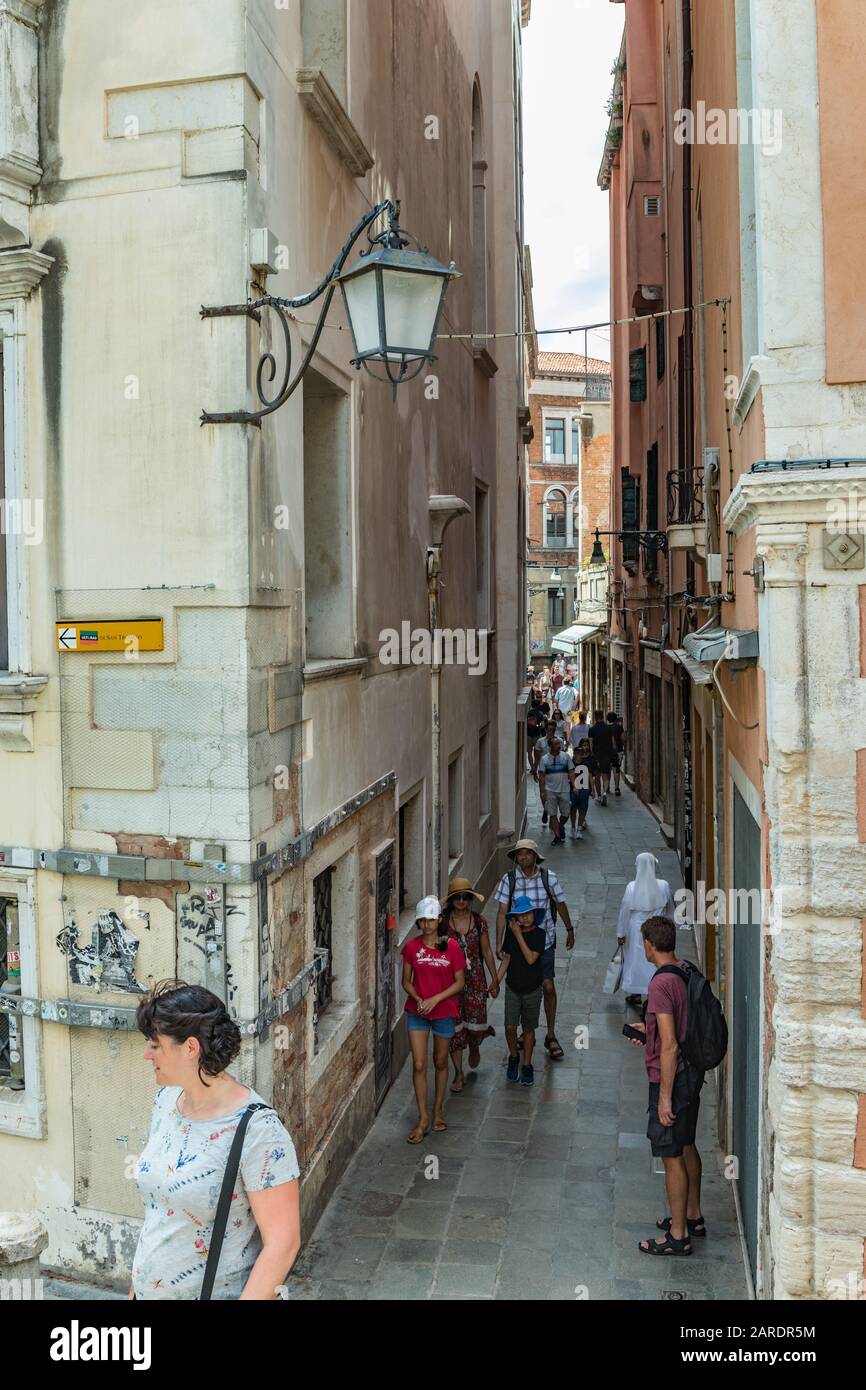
[494,839,575,1062]
[401,896,466,1143]
[568,737,594,840]
[607,710,624,795]
[496,896,546,1086]
[537,735,573,846]
[624,916,704,1256]
[589,708,616,804]
[526,691,550,771]
[441,878,498,1091]
[132,981,301,1300]
[539,665,552,697]
[616,853,677,1009]
[555,677,578,721]
[532,719,560,824]
[569,709,591,753]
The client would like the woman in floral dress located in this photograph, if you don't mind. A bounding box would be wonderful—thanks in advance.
[441,878,498,1091]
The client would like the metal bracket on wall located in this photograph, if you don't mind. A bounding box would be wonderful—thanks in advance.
[0,950,328,1038]
[0,773,397,886]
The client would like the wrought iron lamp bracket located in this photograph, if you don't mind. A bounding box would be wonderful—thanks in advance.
[200,199,402,426]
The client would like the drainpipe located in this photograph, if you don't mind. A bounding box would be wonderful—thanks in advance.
[682,0,695,473]
[427,496,470,895]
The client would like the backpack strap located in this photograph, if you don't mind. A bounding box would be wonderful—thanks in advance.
[200,1102,271,1301]
[506,867,516,913]
[655,963,690,984]
[539,867,558,929]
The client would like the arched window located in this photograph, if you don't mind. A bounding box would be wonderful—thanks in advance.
[543,488,567,548]
[471,79,488,340]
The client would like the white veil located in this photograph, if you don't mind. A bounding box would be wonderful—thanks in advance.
[630,851,670,913]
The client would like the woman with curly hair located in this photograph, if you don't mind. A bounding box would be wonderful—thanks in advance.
[130,980,301,1300]
[441,878,498,1092]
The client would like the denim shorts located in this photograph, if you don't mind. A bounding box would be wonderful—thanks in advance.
[541,944,556,980]
[407,1012,456,1039]
[570,788,590,812]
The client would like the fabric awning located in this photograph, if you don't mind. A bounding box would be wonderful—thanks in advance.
[551,624,602,654]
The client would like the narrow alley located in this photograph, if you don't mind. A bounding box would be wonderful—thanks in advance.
[287,788,750,1302]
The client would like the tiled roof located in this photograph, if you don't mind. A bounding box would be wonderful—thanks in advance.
[536,351,611,378]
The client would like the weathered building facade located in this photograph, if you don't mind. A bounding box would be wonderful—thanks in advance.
[0,0,529,1284]
[526,343,611,670]
[601,0,866,1299]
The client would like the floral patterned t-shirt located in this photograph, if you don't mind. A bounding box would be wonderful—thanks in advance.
[132,1085,300,1300]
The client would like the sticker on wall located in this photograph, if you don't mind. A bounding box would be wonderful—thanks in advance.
[56,909,146,993]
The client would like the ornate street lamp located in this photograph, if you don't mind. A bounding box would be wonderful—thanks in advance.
[589,528,668,565]
[201,200,460,425]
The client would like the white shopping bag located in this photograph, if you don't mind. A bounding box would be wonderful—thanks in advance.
[603,943,624,995]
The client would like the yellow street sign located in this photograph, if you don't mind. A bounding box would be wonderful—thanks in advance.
[56,619,164,653]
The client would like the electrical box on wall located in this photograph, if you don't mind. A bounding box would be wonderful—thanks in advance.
[706,553,722,584]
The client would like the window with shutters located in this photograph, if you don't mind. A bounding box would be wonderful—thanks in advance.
[644,444,659,575]
[621,470,640,566]
[629,348,647,402]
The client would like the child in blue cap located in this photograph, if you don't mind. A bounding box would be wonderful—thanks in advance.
[495,895,547,1085]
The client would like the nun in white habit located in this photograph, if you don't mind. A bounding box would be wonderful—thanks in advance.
[616,852,677,1003]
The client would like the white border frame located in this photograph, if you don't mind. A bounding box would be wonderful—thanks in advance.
[0,867,44,1138]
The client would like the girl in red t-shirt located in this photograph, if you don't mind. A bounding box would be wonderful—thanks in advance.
[401,896,466,1144]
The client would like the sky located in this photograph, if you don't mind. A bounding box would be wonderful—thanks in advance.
[523,0,625,363]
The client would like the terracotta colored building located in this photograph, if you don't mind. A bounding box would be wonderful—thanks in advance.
[600,0,866,1299]
[526,347,611,676]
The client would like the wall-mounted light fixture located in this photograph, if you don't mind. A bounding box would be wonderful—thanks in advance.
[201,200,460,425]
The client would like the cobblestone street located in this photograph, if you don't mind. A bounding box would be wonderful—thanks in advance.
[287,783,750,1301]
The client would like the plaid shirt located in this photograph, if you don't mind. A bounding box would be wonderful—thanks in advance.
[495,866,565,949]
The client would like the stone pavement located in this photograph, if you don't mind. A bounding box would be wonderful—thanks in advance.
[287,781,751,1301]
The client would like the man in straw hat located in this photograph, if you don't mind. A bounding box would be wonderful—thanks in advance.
[494,840,575,1062]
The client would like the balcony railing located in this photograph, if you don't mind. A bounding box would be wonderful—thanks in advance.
[666,470,705,526]
[583,380,611,401]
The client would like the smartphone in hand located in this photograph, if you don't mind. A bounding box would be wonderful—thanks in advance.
[622,1023,646,1045]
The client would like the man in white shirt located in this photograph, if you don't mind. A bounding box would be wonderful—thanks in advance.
[556,678,578,720]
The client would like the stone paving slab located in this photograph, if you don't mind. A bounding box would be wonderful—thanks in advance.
[286,784,750,1302]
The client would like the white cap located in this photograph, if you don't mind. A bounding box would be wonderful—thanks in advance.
[414,895,442,922]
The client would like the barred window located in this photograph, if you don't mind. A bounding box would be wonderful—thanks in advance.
[312,866,334,1021]
[0,897,24,1091]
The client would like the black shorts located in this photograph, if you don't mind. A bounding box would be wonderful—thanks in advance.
[647,1071,701,1157]
[610,753,621,770]
[595,757,612,775]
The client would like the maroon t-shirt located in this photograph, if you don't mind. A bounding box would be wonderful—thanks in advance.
[645,962,688,1083]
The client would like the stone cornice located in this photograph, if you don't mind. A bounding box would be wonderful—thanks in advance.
[0,246,53,297]
[295,67,373,177]
[724,465,866,537]
[0,1,45,31]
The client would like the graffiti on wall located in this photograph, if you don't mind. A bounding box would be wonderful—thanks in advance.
[56,909,147,993]
[177,889,241,1006]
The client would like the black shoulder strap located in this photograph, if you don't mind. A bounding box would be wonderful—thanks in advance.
[200,1102,270,1301]
[539,867,558,922]
[507,867,516,913]
[655,964,690,985]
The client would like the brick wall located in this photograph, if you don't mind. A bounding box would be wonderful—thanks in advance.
[268,786,394,1183]
[527,391,611,560]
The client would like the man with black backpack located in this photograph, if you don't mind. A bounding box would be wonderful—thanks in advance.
[494,840,575,1062]
[625,915,727,1257]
